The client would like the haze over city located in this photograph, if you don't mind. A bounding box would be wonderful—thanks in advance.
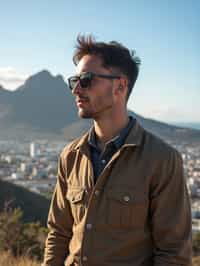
[0,0,199,123]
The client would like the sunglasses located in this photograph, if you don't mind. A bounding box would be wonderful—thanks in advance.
[68,71,121,91]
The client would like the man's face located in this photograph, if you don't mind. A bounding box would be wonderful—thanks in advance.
[71,54,119,119]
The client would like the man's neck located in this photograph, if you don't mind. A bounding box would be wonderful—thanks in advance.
[93,113,129,148]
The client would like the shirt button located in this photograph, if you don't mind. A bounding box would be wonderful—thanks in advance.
[82,256,88,261]
[94,190,100,196]
[86,223,92,230]
[123,195,130,202]
[101,159,106,164]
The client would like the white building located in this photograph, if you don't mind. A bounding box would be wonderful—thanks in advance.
[4,155,12,164]
[20,162,32,173]
[30,142,40,158]
[11,172,23,180]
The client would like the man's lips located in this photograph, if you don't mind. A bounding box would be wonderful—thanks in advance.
[76,98,89,106]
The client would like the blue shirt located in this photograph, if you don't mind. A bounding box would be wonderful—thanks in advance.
[88,116,136,183]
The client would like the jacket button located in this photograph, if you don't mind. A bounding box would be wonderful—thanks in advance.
[94,190,100,196]
[123,195,130,202]
[82,256,88,261]
[86,223,92,229]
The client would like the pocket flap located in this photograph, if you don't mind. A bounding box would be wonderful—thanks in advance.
[66,188,85,203]
[106,189,135,204]
[106,187,147,204]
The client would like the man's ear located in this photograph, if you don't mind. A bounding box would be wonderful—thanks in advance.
[118,77,128,94]
[113,77,128,99]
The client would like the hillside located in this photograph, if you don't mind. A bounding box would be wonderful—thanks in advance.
[0,180,50,226]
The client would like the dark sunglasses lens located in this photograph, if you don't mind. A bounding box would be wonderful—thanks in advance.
[69,77,79,90]
[80,75,91,88]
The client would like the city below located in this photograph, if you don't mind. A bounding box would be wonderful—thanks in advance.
[0,137,200,234]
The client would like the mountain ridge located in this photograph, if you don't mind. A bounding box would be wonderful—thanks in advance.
[0,69,199,142]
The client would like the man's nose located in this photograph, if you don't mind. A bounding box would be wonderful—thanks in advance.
[72,80,82,95]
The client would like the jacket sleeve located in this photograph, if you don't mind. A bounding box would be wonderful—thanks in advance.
[150,149,192,266]
[42,153,74,266]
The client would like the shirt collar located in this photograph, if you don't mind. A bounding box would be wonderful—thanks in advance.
[88,116,136,151]
[72,116,144,151]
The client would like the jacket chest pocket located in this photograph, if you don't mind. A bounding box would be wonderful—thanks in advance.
[106,187,149,229]
[66,188,86,224]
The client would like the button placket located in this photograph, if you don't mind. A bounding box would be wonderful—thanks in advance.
[80,155,116,265]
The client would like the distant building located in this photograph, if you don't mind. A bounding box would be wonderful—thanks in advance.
[20,162,32,174]
[31,167,47,179]
[192,219,200,234]
[11,172,23,180]
[4,155,12,164]
[30,142,40,158]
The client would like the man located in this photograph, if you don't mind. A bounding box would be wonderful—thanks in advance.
[43,35,192,266]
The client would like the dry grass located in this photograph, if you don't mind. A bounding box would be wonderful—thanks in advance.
[0,251,40,266]
[193,256,200,266]
[1,251,200,266]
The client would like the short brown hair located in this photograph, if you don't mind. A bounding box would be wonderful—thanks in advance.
[73,34,141,100]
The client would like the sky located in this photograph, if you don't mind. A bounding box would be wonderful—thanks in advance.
[0,0,199,123]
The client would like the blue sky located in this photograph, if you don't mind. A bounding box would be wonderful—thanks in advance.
[0,0,199,123]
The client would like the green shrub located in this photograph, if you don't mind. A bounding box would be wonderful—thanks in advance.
[193,232,200,256]
[0,204,47,261]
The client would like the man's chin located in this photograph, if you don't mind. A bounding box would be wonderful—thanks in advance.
[78,110,93,119]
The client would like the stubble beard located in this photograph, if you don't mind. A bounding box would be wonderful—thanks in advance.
[77,85,114,119]
[78,100,114,120]
[78,108,93,119]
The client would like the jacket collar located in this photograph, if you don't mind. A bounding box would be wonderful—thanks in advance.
[87,116,136,151]
[123,118,144,147]
[72,117,144,152]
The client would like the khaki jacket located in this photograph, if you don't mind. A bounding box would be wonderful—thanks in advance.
[43,119,192,266]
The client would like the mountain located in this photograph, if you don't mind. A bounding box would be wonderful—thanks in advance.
[0,69,200,142]
[0,70,77,131]
[0,180,50,225]
[128,112,200,142]
[171,122,200,131]
[62,111,200,142]
[0,70,79,140]
[0,84,6,91]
